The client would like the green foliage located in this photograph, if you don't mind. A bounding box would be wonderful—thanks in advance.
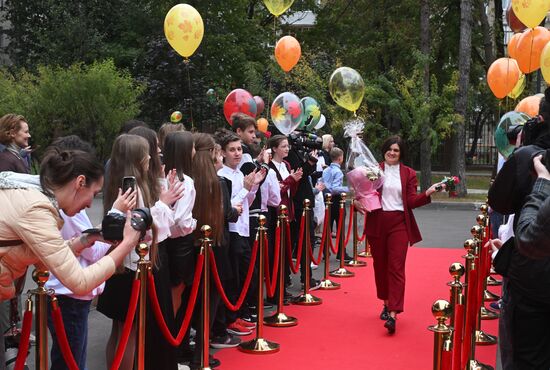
[0,60,144,159]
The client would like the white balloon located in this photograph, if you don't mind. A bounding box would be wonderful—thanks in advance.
[314,114,326,130]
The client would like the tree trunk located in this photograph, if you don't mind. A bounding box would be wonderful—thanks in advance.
[452,0,472,197]
[419,0,431,191]
[494,0,504,58]
[477,0,495,68]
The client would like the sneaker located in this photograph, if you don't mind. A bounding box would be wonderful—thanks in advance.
[240,313,257,323]
[178,365,191,370]
[236,318,256,329]
[227,322,252,336]
[336,254,353,262]
[311,262,319,270]
[210,334,241,349]
[309,279,322,291]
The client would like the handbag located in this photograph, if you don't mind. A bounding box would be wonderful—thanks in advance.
[493,236,515,277]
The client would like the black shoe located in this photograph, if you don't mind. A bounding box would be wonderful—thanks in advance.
[380,305,389,321]
[384,316,396,334]
[336,254,353,262]
[241,313,257,323]
[189,356,221,369]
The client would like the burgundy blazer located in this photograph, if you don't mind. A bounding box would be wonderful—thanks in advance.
[269,160,299,221]
[365,162,431,245]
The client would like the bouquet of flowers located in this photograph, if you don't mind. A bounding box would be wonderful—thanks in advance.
[344,119,384,212]
[436,176,460,197]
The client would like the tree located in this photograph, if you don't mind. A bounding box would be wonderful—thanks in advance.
[452,0,473,196]
[419,0,431,191]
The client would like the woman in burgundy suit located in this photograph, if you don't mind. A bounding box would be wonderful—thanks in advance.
[362,136,441,334]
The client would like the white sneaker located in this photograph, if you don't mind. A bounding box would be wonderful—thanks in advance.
[178,364,191,370]
[310,262,318,270]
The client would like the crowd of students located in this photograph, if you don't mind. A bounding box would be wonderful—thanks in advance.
[0,112,352,370]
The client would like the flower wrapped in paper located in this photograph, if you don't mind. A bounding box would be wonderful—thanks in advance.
[344,120,384,212]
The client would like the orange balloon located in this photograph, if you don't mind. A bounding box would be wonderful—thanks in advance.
[487,58,520,99]
[515,95,541,117]
[515,26,550,73]
[508,33,522,60]
[275,36,301,72]
[257,118,268,133]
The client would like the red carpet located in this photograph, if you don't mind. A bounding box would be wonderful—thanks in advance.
[216,247,500,369]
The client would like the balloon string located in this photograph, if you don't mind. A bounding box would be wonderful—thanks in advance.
[185,61,195,130]
[267,16,277,120]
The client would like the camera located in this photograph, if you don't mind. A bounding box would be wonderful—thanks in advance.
[101,207,153,242]
[288,132,323,152]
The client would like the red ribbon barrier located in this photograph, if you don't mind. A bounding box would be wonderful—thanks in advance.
[50,300,79,370]
[441,346,453,370]
[110,278,140,370]
[148,253,204,346]
[329,206,345,254]
[264,229,280,298]
[286,216,304,274]
[309,209,328,265]
[343,203,354,247]
[14,309,32,370]
[210,240,258,311]
[452,302,464,370]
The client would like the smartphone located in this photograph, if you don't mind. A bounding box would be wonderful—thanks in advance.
[122,176,137,194]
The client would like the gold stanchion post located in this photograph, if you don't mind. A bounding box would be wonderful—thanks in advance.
[239,215,280,354]
[427,300,452,370]
[447,263,464,327]
[32,269,50,370]
[200,226,212,370]
[348,204,367,267]
[330,193,354,277]
[265,205,299,326]
[480,204,502,286]
[136,243,150,370]
[319,194,340,290]
[293,199,323,305]
[475,215,499,321]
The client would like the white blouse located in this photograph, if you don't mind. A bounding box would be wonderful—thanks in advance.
[381,163,404,211]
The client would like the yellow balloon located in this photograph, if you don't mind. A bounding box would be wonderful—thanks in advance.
[512,0,549,29]
[329,67,365,113]
[262,0,295,16]
[164,4,204,58]
[507,73,526,99]
[541,42,550,84]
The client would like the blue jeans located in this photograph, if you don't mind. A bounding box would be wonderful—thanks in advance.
[47,296,91,370]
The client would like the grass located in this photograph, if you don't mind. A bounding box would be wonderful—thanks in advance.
[430,192,487,203]
[417,173,492,191]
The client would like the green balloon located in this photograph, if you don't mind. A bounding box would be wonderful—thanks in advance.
[299,97,321,130]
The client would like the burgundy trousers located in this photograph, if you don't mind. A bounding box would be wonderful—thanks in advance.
[369,210,409,313]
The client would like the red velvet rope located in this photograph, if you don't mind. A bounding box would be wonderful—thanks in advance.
[441,346,453,370]
[329,206,345,254]
[357,212,368,242]
[50,300,79,370]
[210,240,258,311]
[461,270,477,370]
[264,227,280,297]
[147,253,204,346]
[14,309,32,370]
[343,203,354,247]
[110,278,140,370]
[309,208,328,265]
[286,215,303,274]
[452,303,464,370]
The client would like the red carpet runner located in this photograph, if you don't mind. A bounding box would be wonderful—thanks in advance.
[216,247,499,369]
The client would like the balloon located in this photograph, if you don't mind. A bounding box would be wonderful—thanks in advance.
[329,67,365,113]
[495,111,530,158]
[170,111,183,123]
[254,96,265,116]
[506,3,528,33]
[262,0,295,16]
[257,118,269,133]
[223,89,257,125]
[299,97,321,130]
[487,58,520,99]
[275,36,301,73]
[164,4,204,58]
[507,33,521,60]
[511,0,549,29]
[541,42,550,83]
[314,114,326,130]
[515,95,542,117]
[516,27,550,73]
[507,73,526,99]
[270,92,303,135]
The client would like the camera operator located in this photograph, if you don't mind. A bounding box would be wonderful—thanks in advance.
[488,87,550,369]
[285,131,323,290]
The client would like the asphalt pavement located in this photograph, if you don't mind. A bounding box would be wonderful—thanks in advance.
[23,197,487,369]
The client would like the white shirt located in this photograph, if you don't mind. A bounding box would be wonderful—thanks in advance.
[260,169,281,211]
[381,163,404,211]
[45,210,111,300]
[169,174,197,238]
[272,159,290,198]
[218,165,258,237]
